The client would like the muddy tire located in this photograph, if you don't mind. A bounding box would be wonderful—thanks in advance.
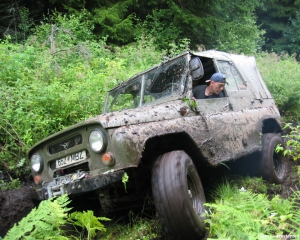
[260,133,289,184]
[151,150,206,240]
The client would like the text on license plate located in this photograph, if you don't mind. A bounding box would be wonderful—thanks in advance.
[56,150,86,168]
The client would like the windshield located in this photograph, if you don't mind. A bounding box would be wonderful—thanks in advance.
[104,55,188,113]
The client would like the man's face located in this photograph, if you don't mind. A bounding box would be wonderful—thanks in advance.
[211,81,225,94]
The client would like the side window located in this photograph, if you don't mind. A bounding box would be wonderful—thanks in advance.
[217,61,246,91]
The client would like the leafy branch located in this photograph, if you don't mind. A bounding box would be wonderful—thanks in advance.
[0,118,28,149]
[276,123,300,161]
[182,97,198,112]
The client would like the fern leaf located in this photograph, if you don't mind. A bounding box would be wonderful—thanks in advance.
[4,194,72,240]
[69,210,110,240]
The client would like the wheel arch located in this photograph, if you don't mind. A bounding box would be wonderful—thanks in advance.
[262,118,283,135]
[140,132,210,176]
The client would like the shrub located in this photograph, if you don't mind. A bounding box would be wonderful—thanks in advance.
[276,123,300,161]
[256,52,300,122]
[0,22,164,182]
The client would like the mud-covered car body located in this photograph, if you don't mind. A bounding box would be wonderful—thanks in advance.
[28,51,284,237]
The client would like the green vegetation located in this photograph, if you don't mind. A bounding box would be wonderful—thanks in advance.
[256,0,299,54]
[4,194,72,239]
[0,177,21,191]
[0,18,167,182]
[4,194,109,240]
[1,32,300,184]
[4,176,300,239]
[205,180,300,239]
[1,1,300,239]
[122,172,129,193]
[99,211,162,240]
[276,123,300,161]
[256,52,300,121]
[0,3,299,182]
[69,211,110,240]
[0,0,268,54]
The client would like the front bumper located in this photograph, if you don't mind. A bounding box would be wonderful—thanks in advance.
[31,170,125,200]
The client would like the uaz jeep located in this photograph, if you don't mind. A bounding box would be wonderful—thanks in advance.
[28,50,288,239]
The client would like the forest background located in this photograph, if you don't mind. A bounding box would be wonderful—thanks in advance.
[1,0,300,238]
[1,0,300,198]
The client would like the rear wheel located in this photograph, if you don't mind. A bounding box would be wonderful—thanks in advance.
[151,150,206,239]
[260,133,289,184]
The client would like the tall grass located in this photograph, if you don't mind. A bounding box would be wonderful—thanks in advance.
[256,52,300,122]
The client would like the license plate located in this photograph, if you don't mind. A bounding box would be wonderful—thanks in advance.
[56,150,86,168]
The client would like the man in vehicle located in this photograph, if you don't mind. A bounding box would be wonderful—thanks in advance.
[193,72,226,99]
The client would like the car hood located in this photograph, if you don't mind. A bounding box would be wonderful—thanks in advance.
[28,99,187,154]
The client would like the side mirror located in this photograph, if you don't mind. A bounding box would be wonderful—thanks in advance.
[189,57,204,80]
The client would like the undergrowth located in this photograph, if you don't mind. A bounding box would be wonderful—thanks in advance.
[98,211,163,240]
[276,123,300,161]
[256,52,300,122]
[0,24,165,183]
[4,194,110,240]
[205,180,300,239]
[3,174,300,239]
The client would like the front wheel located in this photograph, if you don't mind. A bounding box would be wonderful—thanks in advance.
[151,150,206,239]
[260,133,289,184]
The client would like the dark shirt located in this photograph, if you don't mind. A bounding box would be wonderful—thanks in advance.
[193,85,224,99]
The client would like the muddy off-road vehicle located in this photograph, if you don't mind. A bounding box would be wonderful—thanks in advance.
[28,50,289,239]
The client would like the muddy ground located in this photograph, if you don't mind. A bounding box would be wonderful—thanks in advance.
[0,158,299,238]
[0,174,38,238]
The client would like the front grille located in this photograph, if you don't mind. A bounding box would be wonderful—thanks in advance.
[49,134,83,154]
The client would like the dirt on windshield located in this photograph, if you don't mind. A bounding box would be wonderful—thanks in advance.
[0,159,299,238]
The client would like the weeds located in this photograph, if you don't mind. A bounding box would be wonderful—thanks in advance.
[99,211,162,240]
[205,179,300,239]
[0,178,21,191]
[276,123,300,161]
[69,210,110,240]
[256,52,300,122]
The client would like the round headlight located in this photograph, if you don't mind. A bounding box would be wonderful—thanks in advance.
[31,153,44,173]
[89,129,107,153]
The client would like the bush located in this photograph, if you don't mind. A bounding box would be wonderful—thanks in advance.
[0,21,164,181]
[256,52,300,122]
[276,123,300,161]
